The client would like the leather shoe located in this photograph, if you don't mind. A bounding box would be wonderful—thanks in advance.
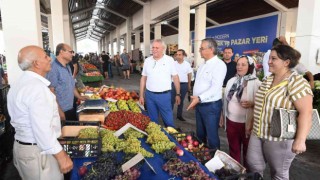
[177,116,186,121]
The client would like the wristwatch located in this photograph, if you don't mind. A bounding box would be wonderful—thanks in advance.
[176,94,181,96]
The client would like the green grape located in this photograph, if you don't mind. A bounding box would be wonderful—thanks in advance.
[123,128,144,139]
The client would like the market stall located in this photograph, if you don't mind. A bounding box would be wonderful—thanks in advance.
[61,85,250,180]
[80,63,104,83]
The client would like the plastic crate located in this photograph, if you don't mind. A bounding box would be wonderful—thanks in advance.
[224,172,263,180]
[58,121,101,158]
[192,148,217,165]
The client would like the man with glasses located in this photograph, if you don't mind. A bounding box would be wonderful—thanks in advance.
[47,43,87,121]
[187,38,227,149]
[139,39,181,127]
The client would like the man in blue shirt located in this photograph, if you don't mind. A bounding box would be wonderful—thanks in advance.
[46,43,86,121]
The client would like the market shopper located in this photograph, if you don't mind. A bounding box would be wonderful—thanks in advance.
[171,49,193,121]
[47,43,87,121]
[220,56,261,167]
[263,36,288,78]
[247,45,313,179]
[8,45,73,180]
[139,39,181,127]
[101,51,110,79]
[120,48,131,79]
[187,38,227,149]
[222,47,237,87]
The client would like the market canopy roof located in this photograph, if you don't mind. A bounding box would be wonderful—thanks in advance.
[0,0,299,44]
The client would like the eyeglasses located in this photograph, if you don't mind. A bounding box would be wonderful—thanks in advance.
[199,47,210,51]
[64,49,73,54]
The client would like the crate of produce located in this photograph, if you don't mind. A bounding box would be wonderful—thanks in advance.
[223,172,263,180]
[192,148,217,165]
[58,121,101,158]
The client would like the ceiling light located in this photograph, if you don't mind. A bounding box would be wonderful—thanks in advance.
[75,2,78,8]
[76,17,78,20]
[161,21,168,25]
[190,9,195,14]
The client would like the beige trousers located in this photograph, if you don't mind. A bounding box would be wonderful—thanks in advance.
[246,135,296,180]
[13,141,63,180]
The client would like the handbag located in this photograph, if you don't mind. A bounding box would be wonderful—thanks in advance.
[270,77,320,140]
[270,108,320,139]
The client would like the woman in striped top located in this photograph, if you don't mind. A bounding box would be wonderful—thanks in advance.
[246,45,313,179]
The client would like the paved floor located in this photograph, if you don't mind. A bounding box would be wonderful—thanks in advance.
[1,70,320,180]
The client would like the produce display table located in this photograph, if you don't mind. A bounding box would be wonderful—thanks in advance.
[81,75,104,83]
[70,129,217,180]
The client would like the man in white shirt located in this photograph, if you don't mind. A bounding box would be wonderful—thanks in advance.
[263,36,288,78]
[171,49,193,121]
[139,39,181,127]
[8,46,73,180]
[187,38,227,149]
[293,63,315,89]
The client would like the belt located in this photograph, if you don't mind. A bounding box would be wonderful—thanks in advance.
[180,82,188,84]
[147,90,171,94]
[16,139,37,146]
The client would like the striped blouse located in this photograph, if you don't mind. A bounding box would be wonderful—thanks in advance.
[252,71,313,141]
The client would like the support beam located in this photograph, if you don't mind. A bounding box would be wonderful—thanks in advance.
[70,7,95,16]
[206,17,219,25]
[74,26,88,31]
[76,37,86,41]
[264,0,288,12]
[75,29,88,35]
[95,24,111,32]
[72,17,91,26]
[93,28,105,34]
[165,24,178,31]
[95,3,128,20]
[131,0,146,6]
[95,17,117,27]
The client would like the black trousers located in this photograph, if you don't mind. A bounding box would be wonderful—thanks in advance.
[64,108,77,121]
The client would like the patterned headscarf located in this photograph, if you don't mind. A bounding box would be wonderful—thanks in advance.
[227,74,256,102]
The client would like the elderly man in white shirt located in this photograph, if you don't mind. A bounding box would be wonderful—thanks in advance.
[187,38,227,149]
[139,39,181,127]
[8,45,73,180]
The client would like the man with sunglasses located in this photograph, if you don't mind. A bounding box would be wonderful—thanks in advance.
[46,43,87,121]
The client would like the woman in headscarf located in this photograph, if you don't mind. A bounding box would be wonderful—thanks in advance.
[220,55,261,167]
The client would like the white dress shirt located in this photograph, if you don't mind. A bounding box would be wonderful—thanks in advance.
[293,63,308,75]
[8,71,62,155]
[193,55,227,102]
[263,50,271,78]
[142,54,178,92]
[173,61,193,83]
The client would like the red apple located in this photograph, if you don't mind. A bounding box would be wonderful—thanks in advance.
[188,144,194,150]
[182,142,188,148]
[78,166,87,176]
[176,149,184,156]
[193,141,199,147]
[186,135,192,141]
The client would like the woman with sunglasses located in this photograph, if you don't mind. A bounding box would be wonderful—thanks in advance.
[220,55,261,167]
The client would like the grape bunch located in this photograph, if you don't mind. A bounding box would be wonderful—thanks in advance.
[127,99,142,113]
[108,101,119,112]
[145,122,176,154]
[151,141,175,154]
[83,152,122,180]
[123,137,154,158]
[124,128,145,139]
[145,122,162,133]
[163,158,214,180]
[77,127,99,144]
[117,100,130,111]
[163,149,178,160]
[112,167,141,180]
[100,129,123,152]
